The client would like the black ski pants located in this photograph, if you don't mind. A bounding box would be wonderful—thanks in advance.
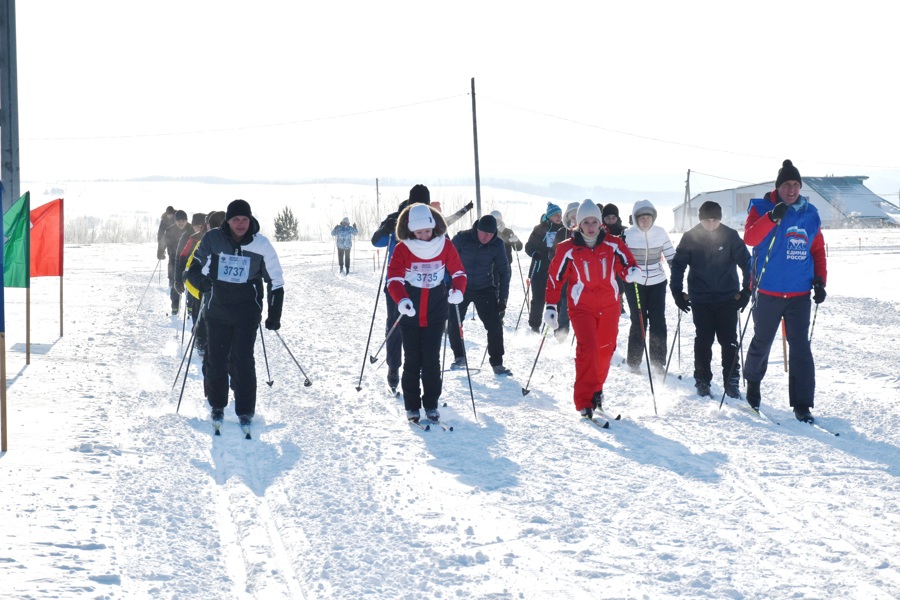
[528,272,548,332]
[691,300,739,385]
[624,280,668,369]
[337,248,350,272]
[447,288,505,367]
[744,294,815,408]
[204,315,258,418]
[400,317,445,412]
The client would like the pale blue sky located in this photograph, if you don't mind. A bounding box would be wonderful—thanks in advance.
[15,1,900,195]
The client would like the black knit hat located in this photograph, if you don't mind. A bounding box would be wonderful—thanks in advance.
[776,159,802,187]
[225,199,252,221]
[698,201,722,221]
[601,203,619,218]
[174,210,188,221]
[408,184,431,205]
[208,211,226,228]
[191,212,207,227]
[476,214,498,235]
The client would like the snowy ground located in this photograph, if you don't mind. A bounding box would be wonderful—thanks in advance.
[2,210,900,598]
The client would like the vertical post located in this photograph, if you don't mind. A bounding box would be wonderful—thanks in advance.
[0,0,20,215]
[375,177,380,218]
[680,169,691,232]
[470,77,482,219]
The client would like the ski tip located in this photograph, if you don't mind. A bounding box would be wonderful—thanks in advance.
[214,429,221,436]
[245,433,252,440]
[424,424,431,431]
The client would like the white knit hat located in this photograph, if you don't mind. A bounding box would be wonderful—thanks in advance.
[407,204,435,232]
[575,199,603,226]
[489,210,505,231]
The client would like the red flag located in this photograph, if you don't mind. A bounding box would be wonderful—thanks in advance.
[30,198,64,277]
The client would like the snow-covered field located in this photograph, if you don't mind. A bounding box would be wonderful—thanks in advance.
[2,183,900,599]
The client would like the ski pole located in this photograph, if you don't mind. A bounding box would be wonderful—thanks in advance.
[781,319,788,372]
[369,314,402,364]
[180,293,188,345]
[719,226,779,410]
[453,303,478,421]
[514,279,530,331]
[809,303,818,342]
[514,250,528,299]
[137,260,162,311]
[259,324,273,386]
[274,330,312,386]
[522,324,549,396]
[172,296,207,390]
[175,332,197,414]
[355,248,389,391]
[633,284,658,415]
[663,308,682,383]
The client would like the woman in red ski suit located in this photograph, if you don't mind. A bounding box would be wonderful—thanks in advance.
[544,199,641,416]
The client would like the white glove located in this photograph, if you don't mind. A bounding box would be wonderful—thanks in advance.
[448,289,464,305]
[625,266,643,284]
[508,233,519,244]
[398,298,416,317]
[543,305,559,330]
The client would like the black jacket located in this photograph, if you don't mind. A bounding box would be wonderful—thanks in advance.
[669,223,751,304]
[451,227,511,301]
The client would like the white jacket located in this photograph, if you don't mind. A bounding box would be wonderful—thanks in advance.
[623,200,675,286]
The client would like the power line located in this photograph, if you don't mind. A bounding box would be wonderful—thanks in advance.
[479,95,900,171]
[24,94,468,142]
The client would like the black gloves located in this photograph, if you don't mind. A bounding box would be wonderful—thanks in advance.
[738,288,752,312]
[157,248,166,260]
[813,277,826,304]
[497,298,507,313]
[464,201,474,211]
[198,277,213,293]
[266,287,285,330]
[671,290,691,313]
[768,202,789,223]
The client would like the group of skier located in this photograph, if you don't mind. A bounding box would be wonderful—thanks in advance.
[159,157,827,433]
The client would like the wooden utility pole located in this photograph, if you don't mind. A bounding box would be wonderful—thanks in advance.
[680,169,691,232]
[470,77,482,219]
[0,0,19,215]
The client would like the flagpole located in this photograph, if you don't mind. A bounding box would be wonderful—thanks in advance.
[1,336,6,452]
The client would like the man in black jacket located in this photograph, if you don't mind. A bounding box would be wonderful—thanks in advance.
[669,201,751,398]
[187,200,285,432]
[447,215,513,375]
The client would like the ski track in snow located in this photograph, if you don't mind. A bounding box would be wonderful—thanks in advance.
[2,232,900,599]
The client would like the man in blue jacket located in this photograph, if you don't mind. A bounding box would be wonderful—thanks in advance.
[743,160,827,422]
[670,201,751,399]
[447,214,513,376]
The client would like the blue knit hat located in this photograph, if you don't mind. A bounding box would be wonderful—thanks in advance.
[545,202,562,220]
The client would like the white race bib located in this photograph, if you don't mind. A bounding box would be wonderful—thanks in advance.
[217,253,251,283]
[405,260,445,289]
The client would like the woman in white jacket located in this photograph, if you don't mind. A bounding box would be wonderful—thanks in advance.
[623,200,676,371]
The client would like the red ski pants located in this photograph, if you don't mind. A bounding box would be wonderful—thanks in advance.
[570,307,620,411]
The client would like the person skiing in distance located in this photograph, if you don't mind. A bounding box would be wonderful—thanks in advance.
[669,201,752,398]
[602,203,627,315]
[742,159,827,422]
[186,199,285,433]
[524,202,565,333]
[387,203,467,423]
[447,214,513,376]
[622,200,676,371]
[372,183,432,392]
[164,210,190,315]
[544,199,641,418]
[175,212,209,320]
[331,217,358,275]
[157,206,175,260]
